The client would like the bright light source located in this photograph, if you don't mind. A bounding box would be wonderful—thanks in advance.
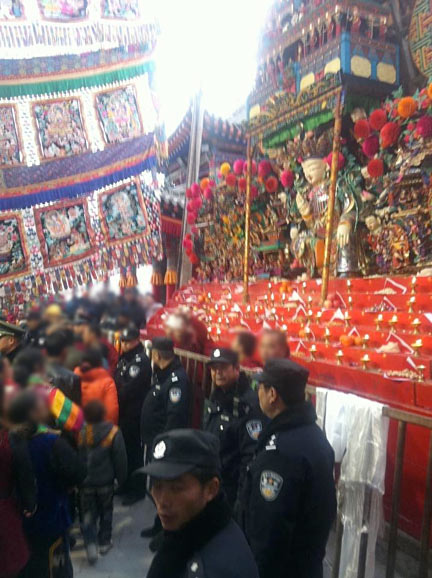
[153,0,273,134]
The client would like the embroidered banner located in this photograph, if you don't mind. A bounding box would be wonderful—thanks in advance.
[34,198,95,268]
[33,98,88,160]
[0,105,23,166]
[0,0,25,20]
[102,0,139,19]
[96,85,142,144]
[0,213,29,280]
[37,0,88,21]
[99,180,147,245]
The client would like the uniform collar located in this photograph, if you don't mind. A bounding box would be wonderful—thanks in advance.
[257,401,317,451]
[121,342,144,361]
[210,371,250,405]
[154,356,182,383]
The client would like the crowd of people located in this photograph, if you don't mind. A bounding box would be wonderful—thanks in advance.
[0,286,337,578]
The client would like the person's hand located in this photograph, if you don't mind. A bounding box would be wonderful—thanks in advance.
[23,506,37,518]
[337,221,351,248]
[296,193,310,217]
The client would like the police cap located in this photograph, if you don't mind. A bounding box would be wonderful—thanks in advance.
[207,347,239,367]
[141,429,221,480]
[0,320,25,340]
[120,324,140,342]
[256,358,309,400]
[151,336,174,353]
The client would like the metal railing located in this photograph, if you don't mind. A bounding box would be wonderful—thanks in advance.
[174,347,432,578]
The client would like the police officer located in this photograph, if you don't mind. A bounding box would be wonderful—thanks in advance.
[114,323,152,505]
[140,336,192,540]
[0,320,26,363]
[204,348,266,509]
[241,359,336,578]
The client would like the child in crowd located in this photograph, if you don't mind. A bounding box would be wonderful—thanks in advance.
[78,400,127,564]
[75,348,119,424]
[8,389,86,578]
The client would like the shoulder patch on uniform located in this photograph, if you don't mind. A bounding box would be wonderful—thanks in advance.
[129,365,140,378]
[169,387,182,404]
[260,470,283,502]
[246,419,263,441]
[135,355,142,362]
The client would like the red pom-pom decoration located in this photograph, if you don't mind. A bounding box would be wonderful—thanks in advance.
[326,152,345,170]
[362,135,379,158]
[190,253,200,265]
[225,173,237,188]
[280,170,294,188]
[258,160,272,178]
[354,119,371,141]
[192,197,202,211]
[187,212,197,225]
[265,176,278,193]
[416,115,432,138]
[367,158,384,179]
[238,177,247,191]
[186,188,193,199]
[191,226,198,235]
[186,201,194,213]
[233,159,245,175]
[369,109,388,131]
[250,185,258,200]
[243,160,257,175]
[203,187,213,201]
[380,122,400,148]
[191,183,201,197]
[183,238,193,251]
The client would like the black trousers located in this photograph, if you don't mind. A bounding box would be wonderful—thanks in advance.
[79,485,113,547]
[120,420,146,496]
[20,533,73,578]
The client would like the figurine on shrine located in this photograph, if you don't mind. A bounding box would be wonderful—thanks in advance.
[390,223,410,271]
[350,6,362,35]
[365,214,391,272]
[379,16,387,40]
[295,131,358,276]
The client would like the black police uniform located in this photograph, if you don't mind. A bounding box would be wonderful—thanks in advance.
[0,320,26,363]
[140,340,191,448]
[203,349,266,508]
[143,429,260,578]
[114,335,152,481]
[241,360,336,578]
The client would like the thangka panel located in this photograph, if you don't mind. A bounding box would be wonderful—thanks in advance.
[37,0,88,21]
[33,98,88,160]
[0,105,23,167]
[0,0,24,20]
[95,85,142,144]
[0,213,29,280]
[34,198,95,268]
[98,180,148,246]
[101,0,139,19]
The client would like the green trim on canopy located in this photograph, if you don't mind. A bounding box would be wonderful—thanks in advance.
[263,110,335,148]
[0,61,155,99]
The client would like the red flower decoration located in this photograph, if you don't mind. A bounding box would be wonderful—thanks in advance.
[192,197,203,211]
[362,135,379,158]
[367,158,384,179]
[258,160,272,178]
[380,122,400,148]
[326,152,345,170]
[238,177,247,191]
[186,188,193,199]
[233,159,245,175]
[369,109,388,131]
[187,212,197,225]
[243,160,257,175]
[225,173,237,187]
[186,201,194,213]
[190,253,200,265]
[280,170,294,188]
[191,183,201,197]
[203,187,213,200]
[265,176,278,193]
[191,226,198,235]
[416,115,432,138]
[183,238,193,251]
[250,185,258,200]
[354,119,370,141]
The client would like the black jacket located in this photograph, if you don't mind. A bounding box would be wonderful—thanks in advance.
[114,343,152,425]
[242,402,336,578]
[203,372,267,508]
[141,356,191,446]
[147,493,259,578]
[47,361,81,406]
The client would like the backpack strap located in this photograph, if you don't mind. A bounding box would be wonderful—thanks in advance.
[101,425,119,448]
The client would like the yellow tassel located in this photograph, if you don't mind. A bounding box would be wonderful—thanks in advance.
[164,269,177,285]
[151,272,163,286]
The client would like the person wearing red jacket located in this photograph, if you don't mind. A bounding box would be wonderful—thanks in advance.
[75,349,119,425]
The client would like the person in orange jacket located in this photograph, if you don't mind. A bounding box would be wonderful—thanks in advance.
[75,348,119,424]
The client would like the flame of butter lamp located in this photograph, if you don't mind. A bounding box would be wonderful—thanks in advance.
[389,315,398,330]
[307,295,313,305]
[305,326,312,340]
[316,310,323,324]
[361,353,370,370]
[412,339,423,357]
[325,327,330,346]
[344,311,351,328]
[302,281,307,291]
[336,350,344,365]
[417,365,426,382]
[228,293,232,301]
[375,313,383,331]
[216,327,221,336]
[363,334,370,349]
[215,304,219,311]
[207,292,211,300]
[412,318,421,334]
[347,279,352,294]
[207,326,212,334]
[411,276,417,294]
[408,296,416,314]
[307,309,313,324]
[282,292,287,302]
[348,295,353,309]
[221,304,226,312]
[246,305,251,313]
[310,344,317,360]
